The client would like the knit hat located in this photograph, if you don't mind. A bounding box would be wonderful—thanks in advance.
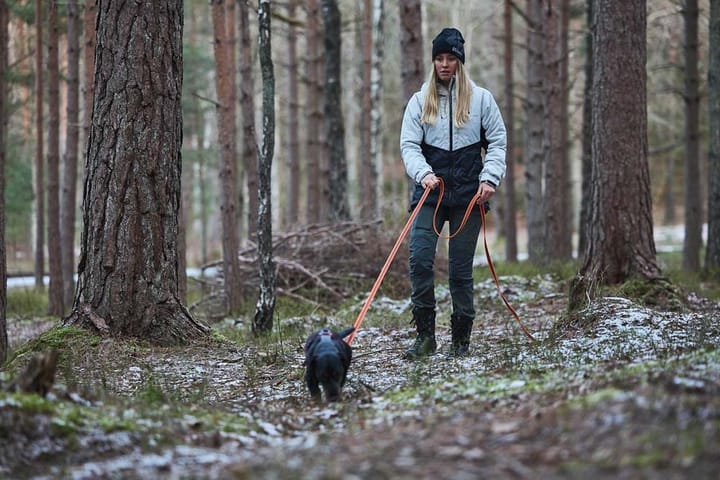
[432,28,465,64]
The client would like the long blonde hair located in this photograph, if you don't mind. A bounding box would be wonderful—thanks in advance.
[421,61,472,128]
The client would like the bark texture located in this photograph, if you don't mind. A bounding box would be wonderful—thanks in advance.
[65,0,208,346]
[253,0,276,335]
[707,0,720,276]
[580,0,661,285]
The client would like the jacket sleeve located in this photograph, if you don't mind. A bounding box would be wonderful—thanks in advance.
[478,89,507,187]
[400,93,433,184]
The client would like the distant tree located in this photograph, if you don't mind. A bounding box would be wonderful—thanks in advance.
[83,0,96,139]
[305,0,324,223]
[322,0,350,222]
[524,0,544,263]
[707,0,720,277]
[239,0,259,232]
[0,0,9,363]
[47,0,63,315]
[572,0,662,305]
[503,0,517,262]
[64,0,208,345]
[399,0,423,202]
[682,0,702,272]
[578,0,593,258]
[369,0,384,218]
[358,0,378,220]
[34,0,44,289]
[211,0,243,314]
[62,0,81,311]
[541,0,572,263]
[253,0,276,334]
[284,0,300,226]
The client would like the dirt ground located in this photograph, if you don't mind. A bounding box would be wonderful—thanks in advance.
[2,274,720,479]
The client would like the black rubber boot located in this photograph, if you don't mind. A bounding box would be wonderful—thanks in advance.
[403,307,437,359]
[450,313,473,356]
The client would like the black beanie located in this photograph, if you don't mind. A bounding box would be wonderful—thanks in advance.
[432,28,465,64]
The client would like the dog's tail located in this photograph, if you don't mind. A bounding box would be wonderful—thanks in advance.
[336,326,355,340]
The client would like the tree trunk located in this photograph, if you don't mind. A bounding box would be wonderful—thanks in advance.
[0,0,8,363]
[62,0,81,312]
[541,1,571,263]
[578,0,593,257]
[284,0,300,227]
[525,0,544,263]
[64,0,209,346]
[706,0,720,276]
[253,0,276,335]
[682,0,702,272]
[579,0,661,287]
[211,0,243,314]
[399,0,423,204]
[83,0,96,152]
[47,0,64,315]
[34,0,45,289]
[305,0,324,224]
[322,0,350,222]
[503,0,517,262]
[239,0,259,234]
[358,0,375,221]
[369,0,384,220]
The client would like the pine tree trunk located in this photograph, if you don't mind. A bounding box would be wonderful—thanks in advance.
[525,0,544,263]
[62,0,81,312]
[211,0,243,314]
[34,0,45,289]
[503,0,517,262]
[682,0,702,272]
[706,0,720,276]
[285,0,300,226]
[399,0,423,204]
[369,0,384,220]
[580,0,661,285]
[64,0,208,346]
[239,1,259,233]
[47,0,64,315]
[253,0,276,335]
[322,0,350,222]
[306,0,324,223]
[0,0,8,363]
[578,0,593,257]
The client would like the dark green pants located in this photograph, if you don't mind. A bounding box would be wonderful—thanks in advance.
[409,203,482,319]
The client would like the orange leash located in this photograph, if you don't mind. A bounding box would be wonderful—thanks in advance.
[346,179,536,345]
[346,186,431,345]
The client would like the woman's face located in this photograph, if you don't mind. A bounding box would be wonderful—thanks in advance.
[433,53,459,84]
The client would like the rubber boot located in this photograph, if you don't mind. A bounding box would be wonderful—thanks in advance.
[403,307,437,359]
[450,313,473,356]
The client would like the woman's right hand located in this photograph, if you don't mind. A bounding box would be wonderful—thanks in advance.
[421,173,440,190]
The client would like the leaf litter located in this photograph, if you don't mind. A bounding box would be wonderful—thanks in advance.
[2,274,720,479]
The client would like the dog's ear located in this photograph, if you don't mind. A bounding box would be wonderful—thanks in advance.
[336,327,355,340]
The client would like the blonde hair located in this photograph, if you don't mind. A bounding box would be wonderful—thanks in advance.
[421,61,472,127]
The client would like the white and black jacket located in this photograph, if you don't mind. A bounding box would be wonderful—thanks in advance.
[400,78,507,209]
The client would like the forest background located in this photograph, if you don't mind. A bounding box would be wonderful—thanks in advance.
[0,0,718,340]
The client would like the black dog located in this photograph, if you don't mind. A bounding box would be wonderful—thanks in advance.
[303,327,354,402]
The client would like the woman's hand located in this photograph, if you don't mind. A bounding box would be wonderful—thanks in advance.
[421,173,440,190]
[476,181,495,204]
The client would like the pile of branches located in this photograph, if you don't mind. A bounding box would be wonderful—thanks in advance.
[191,221,448,314]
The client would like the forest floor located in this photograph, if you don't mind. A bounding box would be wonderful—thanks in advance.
[2,268,720,479]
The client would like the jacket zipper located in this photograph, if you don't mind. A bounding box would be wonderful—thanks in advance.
[449,76,455,152]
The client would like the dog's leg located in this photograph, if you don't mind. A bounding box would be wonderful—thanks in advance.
[305,368,322,401]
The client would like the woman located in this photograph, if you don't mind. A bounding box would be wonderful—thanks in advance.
[400,27,507,358]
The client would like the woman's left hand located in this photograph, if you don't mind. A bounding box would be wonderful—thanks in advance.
[476,182,495,204]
